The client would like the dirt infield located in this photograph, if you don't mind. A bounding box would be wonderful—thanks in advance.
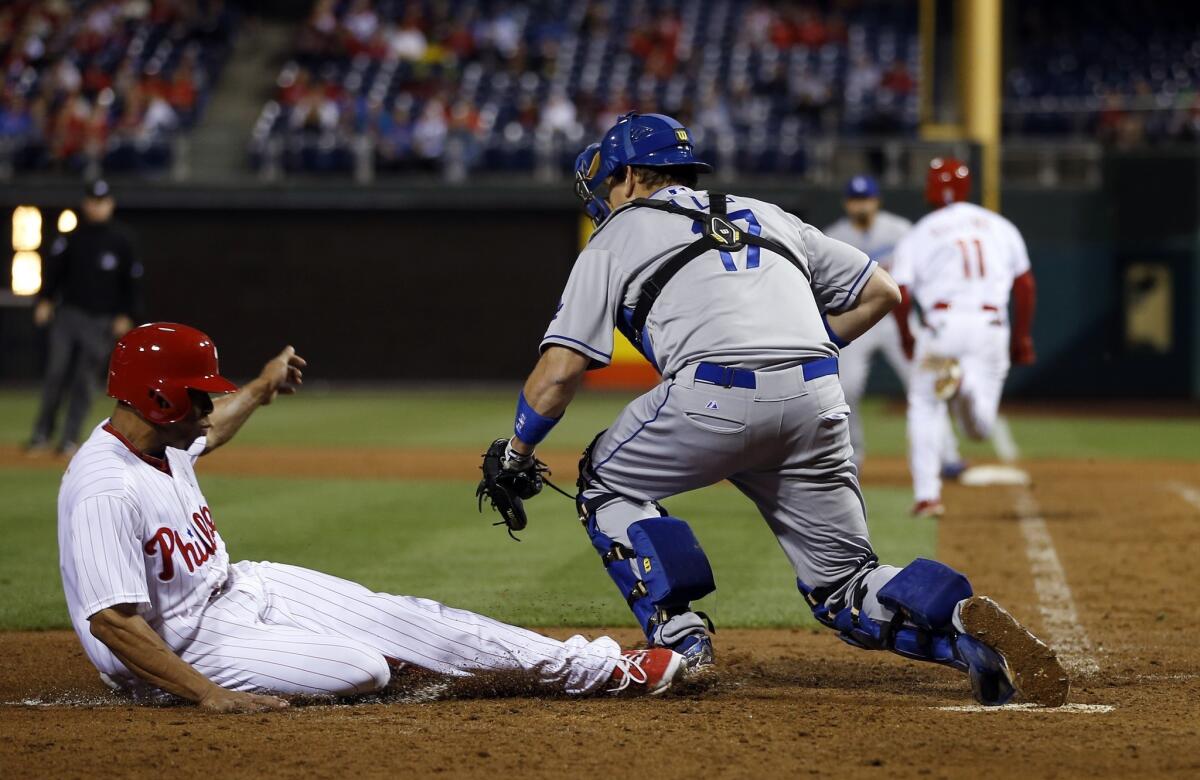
[3,454,1199,778]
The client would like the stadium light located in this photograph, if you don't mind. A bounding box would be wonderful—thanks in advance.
[11,251,42,296]
[58,209,78,233]
[11,206,44,295]
[12,206,41,252]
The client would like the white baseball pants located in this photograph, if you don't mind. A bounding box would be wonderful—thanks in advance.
[907,310,1010,502]
[839,313,962,468]
[103,561,620,698]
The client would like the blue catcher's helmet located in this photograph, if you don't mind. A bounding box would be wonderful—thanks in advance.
[574,112,712,226]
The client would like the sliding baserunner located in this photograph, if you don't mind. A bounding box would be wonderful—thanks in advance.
[59,323,682,713]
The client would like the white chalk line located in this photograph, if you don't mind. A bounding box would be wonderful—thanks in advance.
[1166,481,1200,513]
[1013,488,1101,677]
[938,702,1114,714]
[3,694,121,708]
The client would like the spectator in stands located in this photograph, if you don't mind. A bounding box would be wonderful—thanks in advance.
[882,60,915,96]
[52,57,83,95]
[484,5,522,61]
[412,97,448,169]
[290,80,340,134]
[164,61,199,118]
[49,90,104,168]
[696,88,733,140]
[539,88,581,139]
[744,2,775,47]
[792,64,833,124]
[0,92,35,144]
[375,98,414,169]
[343,0,380,53]
[388,8,428,62]
[142,89,179,140]
[845,54,882,105]
[446,97,483,175]
[1096,90,1127,144]
[794,7,828,48]
[298,0,340,61]
[443,18,476,61]
[278,67,310,107]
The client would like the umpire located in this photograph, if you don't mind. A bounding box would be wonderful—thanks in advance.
[28,180,143,456]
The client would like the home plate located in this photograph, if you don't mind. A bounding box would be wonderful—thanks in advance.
[938,703,1114,713]
[959,464,1031,487]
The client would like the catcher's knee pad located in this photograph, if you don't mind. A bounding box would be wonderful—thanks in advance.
[583,505,716,642]
[800,558,972,670]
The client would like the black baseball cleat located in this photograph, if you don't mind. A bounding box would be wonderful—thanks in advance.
[957,596,1070,707]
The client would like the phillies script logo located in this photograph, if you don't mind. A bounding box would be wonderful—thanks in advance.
[144,506,219,582]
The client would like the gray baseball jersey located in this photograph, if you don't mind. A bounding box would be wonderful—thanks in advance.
[553,186,888,643]
[542,186,876,377]
[823,210,912,273]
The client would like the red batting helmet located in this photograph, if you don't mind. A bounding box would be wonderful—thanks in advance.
[925,157,971,207]
[107,323,237,425]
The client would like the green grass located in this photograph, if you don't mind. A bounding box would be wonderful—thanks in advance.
[4,388,1196,458]
[0,387,1192,631]
[0,462,923,631]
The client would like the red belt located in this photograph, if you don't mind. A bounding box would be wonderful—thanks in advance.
[931,301,1000,313]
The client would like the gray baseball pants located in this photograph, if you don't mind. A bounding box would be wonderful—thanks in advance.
[580,361,886,627]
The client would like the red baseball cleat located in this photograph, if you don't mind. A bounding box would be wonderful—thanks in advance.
[608,648,685,695]
[912,499,946,518]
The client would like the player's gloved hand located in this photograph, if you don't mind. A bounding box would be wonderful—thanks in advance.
[1010,334,1036,366]
[900,333,916,361]
[477,437,547,539]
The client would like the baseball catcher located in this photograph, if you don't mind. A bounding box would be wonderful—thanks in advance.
[479,111,1069,707]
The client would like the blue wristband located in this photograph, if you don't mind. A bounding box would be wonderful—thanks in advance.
[822,313,850,349]
[514,392,560,446]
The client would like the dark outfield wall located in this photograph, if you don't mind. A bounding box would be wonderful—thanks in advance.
[3,169,1197,396]
[126,207,579,382]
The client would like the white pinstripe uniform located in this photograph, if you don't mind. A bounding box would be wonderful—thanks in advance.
[58,421,620,698]
[891,202,1032,502]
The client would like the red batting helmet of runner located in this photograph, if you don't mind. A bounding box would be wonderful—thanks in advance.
[107,323,238,425]
[925,157,971,207]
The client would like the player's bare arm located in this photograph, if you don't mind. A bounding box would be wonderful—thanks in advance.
[509,346,590,457]
[203,346,307,453]
[88,604,288,713]
[825,267,902,344]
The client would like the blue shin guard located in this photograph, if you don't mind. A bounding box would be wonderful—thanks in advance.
[800,558,1015,705]
[584,510,716,644]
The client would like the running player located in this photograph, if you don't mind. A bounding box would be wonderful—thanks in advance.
[891,158,1038,516]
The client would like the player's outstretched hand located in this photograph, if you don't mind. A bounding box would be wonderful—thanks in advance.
[259,346,307,404]
[199,686,289,714]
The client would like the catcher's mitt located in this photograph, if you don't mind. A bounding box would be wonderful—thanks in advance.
[477,438,548,540]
